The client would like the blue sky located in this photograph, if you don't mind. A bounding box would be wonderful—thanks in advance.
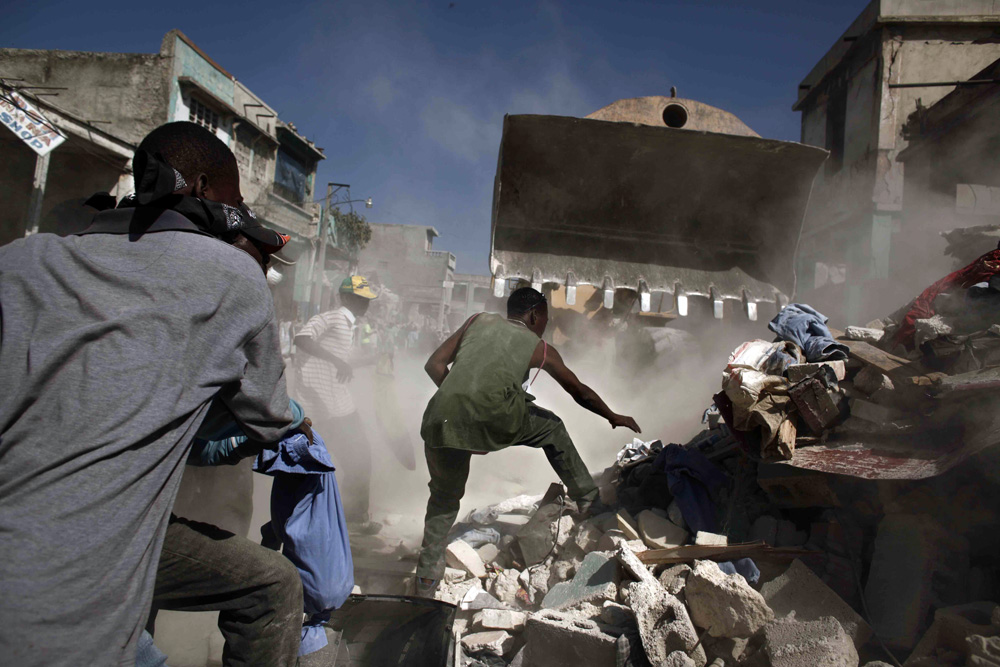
[2,0,864,273]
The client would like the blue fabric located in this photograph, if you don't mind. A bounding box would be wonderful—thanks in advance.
[718,558,760,585]
[768,303,849,363]
[188,399,305,466]
[653,444,728,534]
[254,431,354,657]
[135,630,169,667]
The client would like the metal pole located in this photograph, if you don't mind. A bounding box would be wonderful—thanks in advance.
[24,151,51,236]
[310,182,334,315]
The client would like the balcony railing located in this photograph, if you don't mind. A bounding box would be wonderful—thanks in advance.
[427,250,457,270]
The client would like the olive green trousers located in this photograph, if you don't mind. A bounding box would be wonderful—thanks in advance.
[416,405,597,580]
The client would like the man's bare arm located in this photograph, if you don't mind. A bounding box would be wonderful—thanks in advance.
[424,315,478,387]
[535,343,641,433]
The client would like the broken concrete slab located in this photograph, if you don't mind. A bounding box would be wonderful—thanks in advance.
[462,630,514,656]
[625,580,707,667]
[849,398,906,425]
[615,544,657,586]
[490,568,525,607]
[658,564,692,597]
[760,559,871,649]
[905,602,1000,666]
[477,543,500,565]
[597,529,626,552]
[599,601,634,628]
[572,521,603,553]
[541,552,618,610]
[637,509,689,550]
[853,366,894,396]
[740,616,859,667]
[475,608,527,632]
[444,567,469,585]
[520,610,617,667]
[686,560,774,638]
[786,360,847,383]
[844,326,884,343]
[695,531,727,546]
[446,540,487,579]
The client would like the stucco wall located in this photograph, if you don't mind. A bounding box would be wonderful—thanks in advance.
[357,224,453,307]
[0,48,169,145]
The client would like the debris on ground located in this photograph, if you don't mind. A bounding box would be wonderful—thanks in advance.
[431,259,1000,666]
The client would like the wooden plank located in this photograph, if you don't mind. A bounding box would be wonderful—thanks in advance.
[829,328,927,381]
[636,541,813,565]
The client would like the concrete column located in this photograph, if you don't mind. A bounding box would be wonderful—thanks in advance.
[465,283,475,319]
[24,151,51,236]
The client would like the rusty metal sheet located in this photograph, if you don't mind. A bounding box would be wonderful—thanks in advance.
[489,114,828,305]
[784,413,1000,480]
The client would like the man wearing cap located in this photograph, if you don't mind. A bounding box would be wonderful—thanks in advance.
[295,276,381,532]
[0,121,305,666]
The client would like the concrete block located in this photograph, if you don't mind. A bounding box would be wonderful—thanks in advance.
[541,552,618,610]
[446,540,487,579]
[615,544,658,586]
[462,630,514,656]
[757,464,841,509]
[477,543,500,565]
[637,509,689,549]
[686,560,774,638]
[597,529,626,552]
[475,608,527,632]
[617,510,642,541]
[444,567,469,584]
[760,559,871,648]
[667,500,687,530]
[853,366,894,396]
[521,610,617,667]
[789,377,846,433]
[658,564,692,597]
[695,531,727,546]
[740,616,858,667]
[865,514,969,651]
[844,326,884,343]
[572,521,603,554]
[625,580,707,667]
[490,568,524,607]
[786,360,847,383]
[849,397,905,424]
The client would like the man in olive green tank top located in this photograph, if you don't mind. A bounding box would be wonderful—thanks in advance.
[415,287,640,591]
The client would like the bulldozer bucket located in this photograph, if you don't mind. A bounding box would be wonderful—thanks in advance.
[489,114,828,319]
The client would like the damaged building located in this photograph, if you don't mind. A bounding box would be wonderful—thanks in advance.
[0,29,335,320]
[792,0,1000,325]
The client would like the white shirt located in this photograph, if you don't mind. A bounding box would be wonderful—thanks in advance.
[296,306,357,419]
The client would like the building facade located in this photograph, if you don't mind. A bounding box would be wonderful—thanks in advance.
[0,30,337,320]
[356,222,456,331]
[793,0,1000,324]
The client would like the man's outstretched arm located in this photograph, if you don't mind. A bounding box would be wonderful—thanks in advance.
[537,344,641,433]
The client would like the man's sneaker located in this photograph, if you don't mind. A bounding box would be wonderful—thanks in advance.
[414,576,439,598]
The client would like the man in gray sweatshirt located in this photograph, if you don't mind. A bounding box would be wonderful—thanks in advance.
[0,122,302,666]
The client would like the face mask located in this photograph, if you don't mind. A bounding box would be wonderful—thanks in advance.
[266,266,284,286]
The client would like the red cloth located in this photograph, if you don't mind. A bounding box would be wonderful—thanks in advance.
[894,248,1000,349]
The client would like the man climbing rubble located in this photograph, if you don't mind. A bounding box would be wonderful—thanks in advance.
[415,286,640,595]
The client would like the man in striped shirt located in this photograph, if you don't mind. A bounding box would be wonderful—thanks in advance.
[295,276,380,532]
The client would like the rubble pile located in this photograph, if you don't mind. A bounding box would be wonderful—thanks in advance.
[438,253,1000,667]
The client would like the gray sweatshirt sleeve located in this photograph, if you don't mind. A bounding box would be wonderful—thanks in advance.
[218,317,294,443]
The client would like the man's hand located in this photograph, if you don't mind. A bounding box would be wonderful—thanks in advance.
[299,417,315,445]
[333,357,354,383]
[609,414,641,433]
